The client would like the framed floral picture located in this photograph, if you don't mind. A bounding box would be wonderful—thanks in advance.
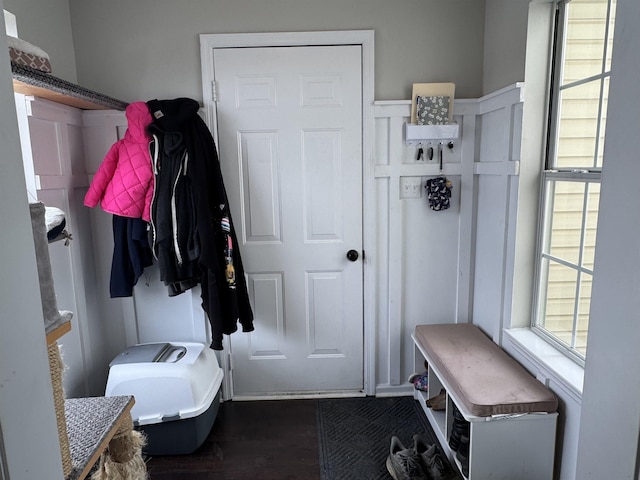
[416,95,450,125]
[410,83,455,124]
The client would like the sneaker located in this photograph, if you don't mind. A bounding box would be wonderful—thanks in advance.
[422,446,454,480]
[412,434,453,480]
[413,434,436,463]
[386,436,428,480]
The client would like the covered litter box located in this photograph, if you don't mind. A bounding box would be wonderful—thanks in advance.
[105,341,223,455]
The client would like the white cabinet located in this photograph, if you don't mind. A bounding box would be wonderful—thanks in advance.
[413,334,558,480]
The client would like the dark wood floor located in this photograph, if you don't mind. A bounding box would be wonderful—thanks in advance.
[146,399,320,480]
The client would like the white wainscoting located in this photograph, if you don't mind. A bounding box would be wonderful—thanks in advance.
[372,84,524,395]
[23,84,526,400]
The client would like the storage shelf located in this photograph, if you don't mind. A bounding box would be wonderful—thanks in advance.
[414,389,448,453]
[12,62,127,111]
[405,123,459,145]
[412,332,557,479]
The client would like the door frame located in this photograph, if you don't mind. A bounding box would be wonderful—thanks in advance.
[200,30,376,399]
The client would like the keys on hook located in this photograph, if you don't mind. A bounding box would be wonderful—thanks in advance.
[416,143,439,162]
[417,145,434,161]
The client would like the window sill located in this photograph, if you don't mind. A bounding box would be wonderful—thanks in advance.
[503,328,584,401]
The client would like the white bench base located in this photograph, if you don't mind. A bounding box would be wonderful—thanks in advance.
[412,332,558,480]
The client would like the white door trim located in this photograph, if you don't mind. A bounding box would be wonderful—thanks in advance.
[200,30,376,397]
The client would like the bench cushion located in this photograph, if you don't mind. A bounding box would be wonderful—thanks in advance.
[415,324,558,417]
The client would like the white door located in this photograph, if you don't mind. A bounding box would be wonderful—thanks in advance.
[213,45,363,397]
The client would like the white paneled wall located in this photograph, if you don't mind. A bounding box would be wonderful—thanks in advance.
[17,83,586,478]
[16,101,208,399]
[20,84,527,401]
[372,101,465,394]
[471,86,524,343]
[81,111,133,351]
[15,95,107,396]
[82,110,211,349]
[372,84,524,394]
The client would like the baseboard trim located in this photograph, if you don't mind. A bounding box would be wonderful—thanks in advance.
[374,384,414,397]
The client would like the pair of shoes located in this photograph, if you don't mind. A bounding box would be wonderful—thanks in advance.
[414,435,454,480]
[408,371,429,392]
[386,435,453,480]
[455,434,470,477]
[426,388,446,411]
[448,402,469,452]
[386,436,428,480]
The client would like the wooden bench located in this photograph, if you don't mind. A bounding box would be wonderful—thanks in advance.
[412,323,558,480]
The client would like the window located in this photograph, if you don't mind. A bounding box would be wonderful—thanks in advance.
[533,0,616,363]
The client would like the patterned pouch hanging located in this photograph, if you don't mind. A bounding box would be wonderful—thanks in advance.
[425,176,452,211]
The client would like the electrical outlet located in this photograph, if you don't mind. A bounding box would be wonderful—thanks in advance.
[400,177,422,199]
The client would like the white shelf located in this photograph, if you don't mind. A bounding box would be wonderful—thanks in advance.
[405,123,459,145]
[414,390,447,442]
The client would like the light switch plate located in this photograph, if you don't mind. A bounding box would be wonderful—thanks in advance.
[400,177,422,199]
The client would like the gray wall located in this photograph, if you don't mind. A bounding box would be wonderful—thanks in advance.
[3,0,77,82]
[482,0,529,94]
[0,0,64,476]
[68,0,485,104]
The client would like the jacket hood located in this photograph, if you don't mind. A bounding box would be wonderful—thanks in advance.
[124,102,153,142]
[146,98,200,133]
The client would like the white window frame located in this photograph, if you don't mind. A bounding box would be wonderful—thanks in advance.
[531,0,616,365]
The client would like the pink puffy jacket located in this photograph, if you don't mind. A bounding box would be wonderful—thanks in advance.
[84,102,154,221]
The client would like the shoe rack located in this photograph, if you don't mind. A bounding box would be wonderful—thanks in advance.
[412,334,557,480]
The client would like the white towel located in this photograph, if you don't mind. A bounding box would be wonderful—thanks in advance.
[6,34,50,60]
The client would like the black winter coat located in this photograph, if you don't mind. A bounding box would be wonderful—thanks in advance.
[147,98,254,349]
